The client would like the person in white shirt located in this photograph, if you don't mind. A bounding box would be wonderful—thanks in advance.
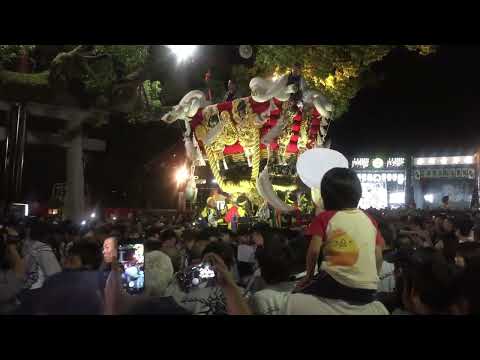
[22,221,61,291]
[167,242,244,315]
[251,289,388,315]
[377,221,396,293]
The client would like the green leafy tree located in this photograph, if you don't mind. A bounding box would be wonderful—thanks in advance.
[0,45,157,116]
[247,45,436,118]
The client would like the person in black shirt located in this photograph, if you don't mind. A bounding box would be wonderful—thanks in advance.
[286,62,307,111]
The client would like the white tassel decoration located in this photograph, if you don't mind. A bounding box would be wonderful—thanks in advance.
[247,155,252,167]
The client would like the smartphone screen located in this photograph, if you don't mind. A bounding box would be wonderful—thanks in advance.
[118,243,145,295]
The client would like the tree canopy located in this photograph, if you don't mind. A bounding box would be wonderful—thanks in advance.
[233,45,436,118]
[0,45,163,123]
[0,45,437,123]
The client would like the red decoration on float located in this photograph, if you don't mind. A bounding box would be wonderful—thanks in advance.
[189,96,324,156]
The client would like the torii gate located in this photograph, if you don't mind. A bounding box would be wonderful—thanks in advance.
[0,100,106,222]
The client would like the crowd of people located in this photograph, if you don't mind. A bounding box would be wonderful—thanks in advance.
[1,168,480,315]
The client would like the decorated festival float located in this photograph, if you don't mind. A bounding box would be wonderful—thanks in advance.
[162,67,336,227]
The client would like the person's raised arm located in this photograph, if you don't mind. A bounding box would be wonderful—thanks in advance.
[204,253,252,315]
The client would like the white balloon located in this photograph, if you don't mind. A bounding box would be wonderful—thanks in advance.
[296,148,349,189]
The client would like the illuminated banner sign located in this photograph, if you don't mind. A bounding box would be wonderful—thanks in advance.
[414,167,475,180]
[357,172,405,185]
[414,156,474,166]
[351,157,405,170]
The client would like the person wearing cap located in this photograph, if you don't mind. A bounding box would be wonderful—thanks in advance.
[201,197,223,228]
[103,250,189,315]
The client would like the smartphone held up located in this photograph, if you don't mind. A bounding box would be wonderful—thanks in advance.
[118,243,145,295]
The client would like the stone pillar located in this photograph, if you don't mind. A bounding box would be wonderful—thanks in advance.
[472,151,480,209]
[0,102,12,214]
[3,103,27,207]
[64,114,86,223]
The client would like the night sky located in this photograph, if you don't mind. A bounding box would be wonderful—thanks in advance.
[18,45,480,207]
[331,45,480,156]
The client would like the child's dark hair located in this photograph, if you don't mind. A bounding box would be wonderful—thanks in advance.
[321,168,362,211]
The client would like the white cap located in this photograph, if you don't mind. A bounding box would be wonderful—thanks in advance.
[145,251,174,297]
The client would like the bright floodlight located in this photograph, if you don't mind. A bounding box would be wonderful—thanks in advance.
[90,212,96,219]
[424,194,434,203]
[175,166,189,185]
[212,178,218,184]
[81,220,87,226]
[112,216,117,221]
[167,45,197,63]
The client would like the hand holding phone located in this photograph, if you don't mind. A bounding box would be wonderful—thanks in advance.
[118,243,145,295]
[177,260,216,292]
[203,253,235,289]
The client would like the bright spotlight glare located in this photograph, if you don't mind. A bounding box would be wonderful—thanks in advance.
[417,158,425,165]
[424,194,434,203]
[211,178,218,184]
[81,220,87,226]
[167,45,197,63]
[440,157,447,165]
[453,157,460,164]
[175,166,189,184]
[90,212,96,219]
[112,216,117,221]
[428,158,436,165]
